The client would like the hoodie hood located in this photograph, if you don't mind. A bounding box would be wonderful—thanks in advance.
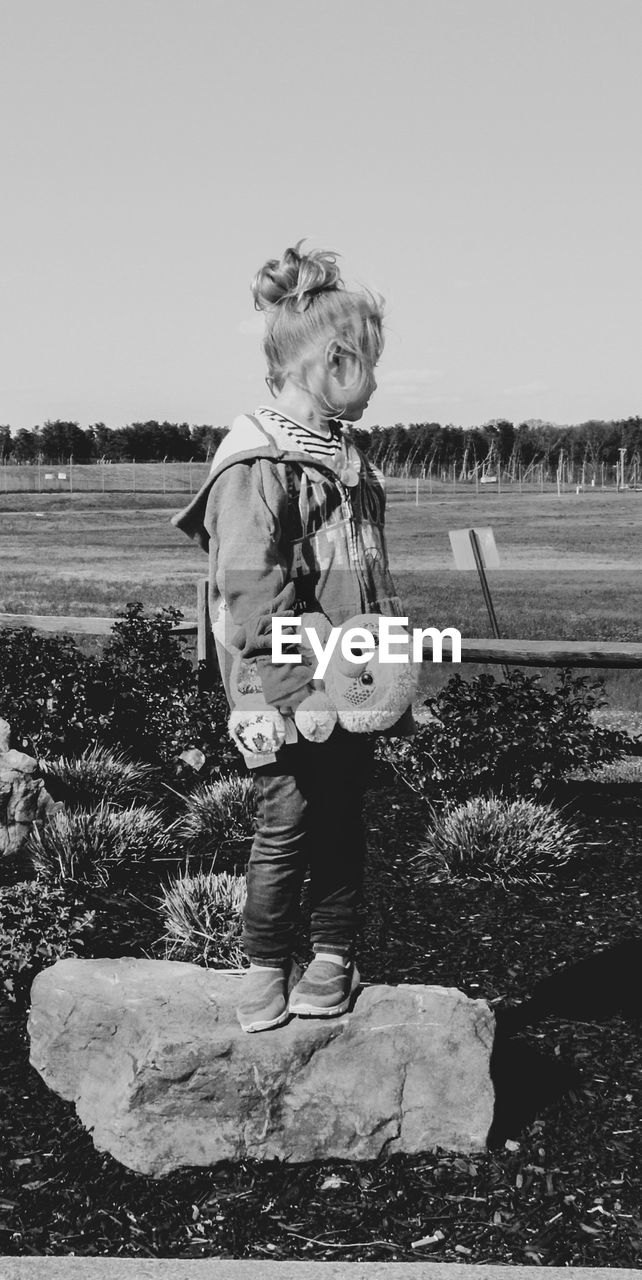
[171,412,357,551]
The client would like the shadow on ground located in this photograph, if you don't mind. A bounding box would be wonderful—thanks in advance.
[488,939,642,1146]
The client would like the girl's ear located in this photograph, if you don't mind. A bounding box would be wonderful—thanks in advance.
[325,339,343,373]
[325,340,358,388]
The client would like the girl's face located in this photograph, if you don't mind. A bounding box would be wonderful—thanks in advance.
[347,360,378,420]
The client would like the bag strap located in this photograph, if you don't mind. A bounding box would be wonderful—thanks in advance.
[244,413,302,545]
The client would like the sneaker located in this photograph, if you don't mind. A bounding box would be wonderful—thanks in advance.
[289,957,361,1018]
[236,965,290,1034]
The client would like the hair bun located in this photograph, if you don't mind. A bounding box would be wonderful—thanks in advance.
[252,241,344,312]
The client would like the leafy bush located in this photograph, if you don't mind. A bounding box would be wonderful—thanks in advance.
[41,745,157,810]
[380,670,631,801]
[0,605,239,777]
[417,795,580,886]
[96,603,239,772]
[0,880,95,1003]
[0,627,100,756]
[27,802,176,889]
[174,776,256,871]
[96,604,196,763]
[157,870,246,967]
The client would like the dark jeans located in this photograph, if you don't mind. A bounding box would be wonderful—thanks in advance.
[242,729,374,965]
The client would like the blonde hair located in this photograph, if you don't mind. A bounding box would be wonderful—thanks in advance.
[251,242,384,414]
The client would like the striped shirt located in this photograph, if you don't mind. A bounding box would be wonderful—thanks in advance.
[255,406,343,463]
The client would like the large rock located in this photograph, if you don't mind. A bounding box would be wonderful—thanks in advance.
[29,958,495,1177]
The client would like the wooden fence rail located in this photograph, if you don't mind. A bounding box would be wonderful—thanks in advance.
[1,584,641,670]
[420,638,642,668]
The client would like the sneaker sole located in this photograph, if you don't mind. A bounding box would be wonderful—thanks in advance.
[238,1007,290,1034]
[289,967,361,1019]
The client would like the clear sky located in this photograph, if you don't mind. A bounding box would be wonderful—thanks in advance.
[2,0,641,432]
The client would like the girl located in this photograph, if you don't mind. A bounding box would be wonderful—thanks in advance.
[174,242,410,1032]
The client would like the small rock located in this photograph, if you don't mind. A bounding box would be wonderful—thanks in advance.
[0,721,61,859]
[3,749,38,774]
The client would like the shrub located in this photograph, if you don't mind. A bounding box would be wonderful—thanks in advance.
[380,670,631,801]
[0,627,100,756]
[41,745,157,810]
[174,776,256,870]
[96,604,196,764]
[27,802,176,889]
[0,606,244,779]
[157,870,246,967]
[417,795,581,886]
[96,603,240,773]
[0,880,96,1003]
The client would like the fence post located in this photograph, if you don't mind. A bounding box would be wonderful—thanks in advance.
[468,529,509,679]
[196,577,216,685]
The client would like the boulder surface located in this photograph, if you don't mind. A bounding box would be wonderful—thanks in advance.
[29,958,495,1178]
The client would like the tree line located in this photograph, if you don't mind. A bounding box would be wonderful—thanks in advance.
[0,421,226,465]
[350,417,642,477]
[1,416,641,473]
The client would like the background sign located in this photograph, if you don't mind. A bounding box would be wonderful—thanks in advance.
[449,527,500,571]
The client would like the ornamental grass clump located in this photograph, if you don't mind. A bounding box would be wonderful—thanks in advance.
[418,796,580,887]
[27,802,176,889]
[158,870,246,967]
[41,746,157,810]
[176,776,256,870]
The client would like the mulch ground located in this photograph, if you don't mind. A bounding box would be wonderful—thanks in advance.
[1,774,642,1264]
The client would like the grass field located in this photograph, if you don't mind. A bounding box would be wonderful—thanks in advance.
[1,486,641,709]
